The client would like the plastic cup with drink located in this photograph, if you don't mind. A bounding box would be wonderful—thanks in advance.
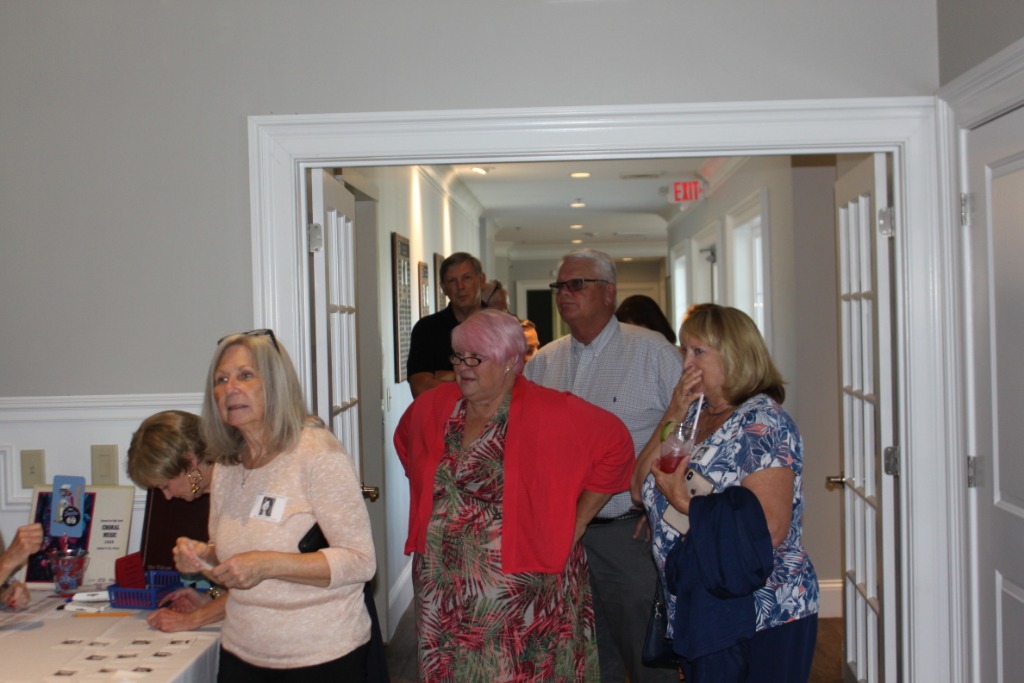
[658,394,704,473]
[47,546,89,594]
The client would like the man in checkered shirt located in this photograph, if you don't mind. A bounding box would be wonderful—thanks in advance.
[525,248,682,683]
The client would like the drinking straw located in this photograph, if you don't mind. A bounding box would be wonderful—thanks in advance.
[690,393,705,437]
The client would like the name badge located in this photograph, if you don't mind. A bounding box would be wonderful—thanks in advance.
[691,444,717,464]
[251,494,286,521]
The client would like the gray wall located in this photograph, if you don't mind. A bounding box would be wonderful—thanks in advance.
[938,0,1024,84]
[0,0,942,397]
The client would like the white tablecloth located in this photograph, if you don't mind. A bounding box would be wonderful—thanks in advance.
[0,591,220,683]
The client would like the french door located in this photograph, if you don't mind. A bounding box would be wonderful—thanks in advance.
[834,153,900,683]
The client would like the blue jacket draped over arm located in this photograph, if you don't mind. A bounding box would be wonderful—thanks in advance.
[665,485,774,660]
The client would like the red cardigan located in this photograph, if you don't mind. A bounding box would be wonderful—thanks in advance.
[395,375,635,573]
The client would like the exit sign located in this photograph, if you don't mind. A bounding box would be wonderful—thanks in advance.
[671,180,704,203]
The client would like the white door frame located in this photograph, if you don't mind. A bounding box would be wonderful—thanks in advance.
[247,98,959,681]
[937,38,1024,683]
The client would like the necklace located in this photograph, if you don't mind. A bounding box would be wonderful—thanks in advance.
[240,450,267,488]
[704,403,733,418]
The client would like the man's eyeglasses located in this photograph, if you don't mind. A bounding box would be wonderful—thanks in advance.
[449,353,488,367]
[217,328,281,352]
[548,278,610,293]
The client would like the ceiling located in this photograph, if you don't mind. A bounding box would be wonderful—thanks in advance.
[448,157,732,259]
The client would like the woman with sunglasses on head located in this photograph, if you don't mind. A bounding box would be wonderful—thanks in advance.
[173,329,376,682]
[396,308,636,682]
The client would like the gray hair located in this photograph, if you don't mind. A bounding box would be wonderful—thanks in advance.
[200,332,308,464]
[557,248,617,284]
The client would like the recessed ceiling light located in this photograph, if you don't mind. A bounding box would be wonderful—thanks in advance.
[570,239,583,244]
[570,171,591,179]
[570,224,583,230]
[570,199,586,208]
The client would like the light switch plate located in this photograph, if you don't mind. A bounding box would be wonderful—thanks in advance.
[91,444,119,486]
[20,449,46,488]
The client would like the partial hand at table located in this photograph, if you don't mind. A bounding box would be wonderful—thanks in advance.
[158,587,210,613]
[147,588,225,633]
[2,580,31,610]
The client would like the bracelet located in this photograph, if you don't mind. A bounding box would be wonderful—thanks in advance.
[207,586,225,600]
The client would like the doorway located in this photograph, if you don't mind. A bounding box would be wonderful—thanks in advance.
[246,101,954,681]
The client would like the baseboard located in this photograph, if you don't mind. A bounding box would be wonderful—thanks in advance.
[819,578,842,618]
[386,558,414,642]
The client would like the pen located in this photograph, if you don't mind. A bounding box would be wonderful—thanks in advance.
[72,612,134,618]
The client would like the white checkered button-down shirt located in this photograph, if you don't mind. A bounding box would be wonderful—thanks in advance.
[525,318,682,517]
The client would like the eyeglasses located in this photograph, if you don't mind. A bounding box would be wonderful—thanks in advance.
[449,353,488,367]
[217,328,281,352]
[548,278,610,293]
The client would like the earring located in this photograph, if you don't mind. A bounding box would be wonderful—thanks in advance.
[187,469,203,495]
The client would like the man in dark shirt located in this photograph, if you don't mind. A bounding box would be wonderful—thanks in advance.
[406,252,486,397]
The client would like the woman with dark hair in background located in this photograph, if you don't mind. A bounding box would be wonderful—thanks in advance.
[616,294,677,345]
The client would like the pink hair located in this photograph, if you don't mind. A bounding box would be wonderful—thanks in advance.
[451,309,527,375]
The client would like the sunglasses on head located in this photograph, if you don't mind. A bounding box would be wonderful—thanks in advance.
[217,328,280,352]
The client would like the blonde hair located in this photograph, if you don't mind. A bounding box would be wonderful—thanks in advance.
[200,332,308,464]
[681,304,786,405]
[126,410,208,488]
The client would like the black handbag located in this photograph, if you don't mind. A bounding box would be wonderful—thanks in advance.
[642,576,676,668]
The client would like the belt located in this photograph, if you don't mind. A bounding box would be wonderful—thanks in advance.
[588,508,644,525]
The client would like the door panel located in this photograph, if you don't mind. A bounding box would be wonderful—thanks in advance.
[834,154,899,683]
[965,105,1024,683]
[307,169,388,632]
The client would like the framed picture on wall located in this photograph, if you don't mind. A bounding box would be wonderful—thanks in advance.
[434,253,446,312]
[418,261,430,318]
[392,233,412,382]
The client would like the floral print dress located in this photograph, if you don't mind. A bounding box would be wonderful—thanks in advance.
[413,394,599,683]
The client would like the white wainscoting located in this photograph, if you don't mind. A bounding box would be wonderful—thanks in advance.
[0,393,203,553]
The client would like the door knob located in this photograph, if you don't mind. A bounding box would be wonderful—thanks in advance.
[825,475,847,491]
[361,484,380,502]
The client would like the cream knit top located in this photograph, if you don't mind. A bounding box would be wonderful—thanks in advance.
[209,426,376,669]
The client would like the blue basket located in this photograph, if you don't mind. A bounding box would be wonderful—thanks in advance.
[107,570,183,609]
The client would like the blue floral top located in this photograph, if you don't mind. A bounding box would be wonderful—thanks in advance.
[642,393,819,635]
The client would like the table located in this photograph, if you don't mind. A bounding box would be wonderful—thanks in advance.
[0,591,220,683]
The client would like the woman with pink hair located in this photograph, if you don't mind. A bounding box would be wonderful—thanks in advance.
[396,308,635,682]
